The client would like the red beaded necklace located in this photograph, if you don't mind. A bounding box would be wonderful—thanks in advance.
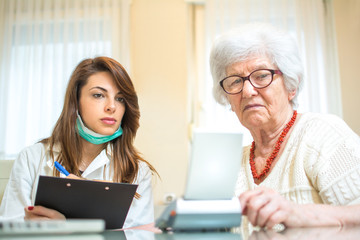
[250,110,297,180]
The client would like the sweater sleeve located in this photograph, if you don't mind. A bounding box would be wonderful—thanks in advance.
[304,114,360,206]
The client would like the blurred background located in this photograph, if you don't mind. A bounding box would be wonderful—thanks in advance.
[0,0,359,208]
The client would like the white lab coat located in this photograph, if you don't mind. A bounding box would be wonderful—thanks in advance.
[0,142,154,228]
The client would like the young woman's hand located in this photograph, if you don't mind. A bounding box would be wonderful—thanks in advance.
[24,206,65,220]
[66,174,111,182]
[66,173,82,179]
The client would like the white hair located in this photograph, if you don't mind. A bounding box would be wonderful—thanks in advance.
[210,23,304,107]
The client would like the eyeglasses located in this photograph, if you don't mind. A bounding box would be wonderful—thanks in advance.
[219,69,282,95]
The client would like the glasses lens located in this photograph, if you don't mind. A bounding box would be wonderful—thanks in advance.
[222,76,243,94]
[249,70,272,88]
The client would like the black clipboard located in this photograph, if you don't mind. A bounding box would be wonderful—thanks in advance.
[34,175,138,229]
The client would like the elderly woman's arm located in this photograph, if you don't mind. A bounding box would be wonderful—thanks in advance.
[239,187,360,228]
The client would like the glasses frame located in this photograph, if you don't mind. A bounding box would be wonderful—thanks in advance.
[219,69,282,95]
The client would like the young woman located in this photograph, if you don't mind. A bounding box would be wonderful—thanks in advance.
[0,57,158,228]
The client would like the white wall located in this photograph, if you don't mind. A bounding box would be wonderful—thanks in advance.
[130,0,189,205]
[333,0,360,135]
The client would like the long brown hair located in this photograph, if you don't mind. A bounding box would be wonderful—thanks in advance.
[41,57,157,183]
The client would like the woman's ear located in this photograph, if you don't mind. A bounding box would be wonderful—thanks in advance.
[226,96,235,112]
[229,104,234,112]
[288,89,296,101]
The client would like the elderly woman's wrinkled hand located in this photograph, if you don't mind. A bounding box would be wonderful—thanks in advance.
[239,187,301,229]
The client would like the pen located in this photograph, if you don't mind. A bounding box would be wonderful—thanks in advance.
[54,161,70,176]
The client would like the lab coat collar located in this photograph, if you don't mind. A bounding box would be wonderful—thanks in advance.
[82,149,110,177]
[45,143,112,177]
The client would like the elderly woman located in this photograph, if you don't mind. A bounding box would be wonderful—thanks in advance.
[210,23,360,229]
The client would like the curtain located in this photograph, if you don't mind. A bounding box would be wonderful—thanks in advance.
[197,0,342,144]
[0,0,132,158]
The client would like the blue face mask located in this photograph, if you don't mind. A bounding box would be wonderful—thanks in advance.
[76,113,123,145]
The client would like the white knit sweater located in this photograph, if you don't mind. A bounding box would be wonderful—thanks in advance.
[235,112,360,230]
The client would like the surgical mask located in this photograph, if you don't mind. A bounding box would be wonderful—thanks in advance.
[76,112,123,145]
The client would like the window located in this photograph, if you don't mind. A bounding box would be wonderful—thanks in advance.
[0,0,131,158]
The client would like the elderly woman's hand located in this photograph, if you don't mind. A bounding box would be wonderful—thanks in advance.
[239,187,348,228]
[239,187,303,228]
